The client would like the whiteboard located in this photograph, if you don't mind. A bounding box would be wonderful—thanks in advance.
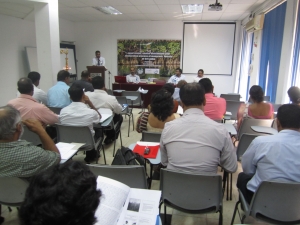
[182,23,236,75]
[25,47,77,74]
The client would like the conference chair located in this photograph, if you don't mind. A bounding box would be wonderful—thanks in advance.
[231,181,300,224]
[116,96,134,137]
[220,94,240,101]
[141,131,161,142]
[226,101,244,121]
[122,91,144,111]
[22,126,42,146]
[272,103,282,112]
[56,124,106,164]
[87,165,147,189]
[238,118,273,141]
[106,89,113,96]
[236,133,259,161]
[160,169,223,225]
[263,95,270,101]
[0,177,29,208]
[48,107,62,115]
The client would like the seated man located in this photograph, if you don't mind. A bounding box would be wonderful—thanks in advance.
[73,70,94,92]
[19,161,101,225]
[160,83,237,174]
[199,78,226,120]
[287,86,300,105]
[172,80,187,103]
[238,104,300,204]
[47,70,72,108]
[85,76,123,144]
[0,105,60,178]
[126,67,140,83]
[27,71,48,105]
[8,78,58,127]
[59,84,101,163]
[167,68,186,85]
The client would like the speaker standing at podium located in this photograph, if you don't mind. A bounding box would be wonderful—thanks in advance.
[92,50,105,66]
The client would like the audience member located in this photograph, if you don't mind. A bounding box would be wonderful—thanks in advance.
[47,70,71,108]
[136,89,179,133]
[199,78,226,120]
[160,83,237,174]
[126,67,140,83]
[193,69,204,83]
[162,83,178,113]
[26,71,48,105]
[8,78,58,127]
[172,80,187,103]
[19,161,101,225]
[237,85,273,129]
[167,68,186,85]
[73,70,94,92]
[86,76,123,144]
[59,84,101,163]
[0,105,60,178]
[238,104,300,204]
[287,86,300,105]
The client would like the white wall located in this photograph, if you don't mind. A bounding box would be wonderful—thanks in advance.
[0,14,75,106]
[75,20,241,97]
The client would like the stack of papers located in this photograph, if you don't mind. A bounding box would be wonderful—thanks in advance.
[56,142,77,160]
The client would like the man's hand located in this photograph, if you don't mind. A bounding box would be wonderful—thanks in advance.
[83,95,91,105]
[83,94,102,119]
[23,119,45,134]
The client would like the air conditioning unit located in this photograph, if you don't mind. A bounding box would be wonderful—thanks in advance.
[245,14,265,33]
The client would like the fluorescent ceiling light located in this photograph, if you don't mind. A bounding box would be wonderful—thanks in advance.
[92,6,122,15]
[181,4,203,14]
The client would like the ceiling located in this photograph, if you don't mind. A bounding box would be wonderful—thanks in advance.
[0,0,267,22]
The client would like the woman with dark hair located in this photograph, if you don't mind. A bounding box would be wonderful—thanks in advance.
[136,89,180,133]
[237,85,274,129]
[162,83,179,112]
[287,86,300,105]
[19,161,101,225]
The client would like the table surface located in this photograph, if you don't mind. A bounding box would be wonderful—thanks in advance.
[251,126,278,135]
[60,142,84,164]
[125,96,138,101]
[129,142,161,165]
[223,123,237,135]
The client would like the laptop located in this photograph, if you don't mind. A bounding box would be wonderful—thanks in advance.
[114,76,126,83]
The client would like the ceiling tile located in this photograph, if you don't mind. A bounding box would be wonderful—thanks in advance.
[201,12,221,20]
[182,14,203,20]
[225,3,253,12]
[129,0,156,5]
[59,0,86,7]
[135,5,161,13]
[179,0,206,4]
[111,5,140,14]
[126,13,148,20]
[220,12,244,20]
[229,0,257,4]
[78,0,107,7]
[0,3,32,14]
[0,7,26,18]
[157,4,182,13]
[154,0,180,4]
[144,13,166,20]
[101,0,133,6]
[238,12,251,21]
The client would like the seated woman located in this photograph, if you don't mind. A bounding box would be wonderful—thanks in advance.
[237,85,274,129]
[287,86,300,105]
[136,89,180,133]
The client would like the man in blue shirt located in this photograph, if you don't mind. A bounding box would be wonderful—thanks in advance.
[47,70,72,108]
[238,104,300,203]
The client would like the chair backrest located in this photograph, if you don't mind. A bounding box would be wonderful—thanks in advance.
[272,103,282,112]
[236,133,259,161]
[88,165,148,189]
[142,132,161,142]
[48,107,62,114]
[122,91,142,106]
[160,169,222,212]
[116,96,132,114]
[22,126,42,146]
[249,181,300,224]
[56,124,94,150]
[263,96,270,102]
[220,94,240,101]
[238,118,273,140]
[226,100,244,120]
[0,177,29,206]
[106,89,113,96]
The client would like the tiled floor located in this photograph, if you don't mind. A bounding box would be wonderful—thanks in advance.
[1,109,269,225]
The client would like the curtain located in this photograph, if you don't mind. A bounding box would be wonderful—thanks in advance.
[259,2,287,102]
[237,29,253,101]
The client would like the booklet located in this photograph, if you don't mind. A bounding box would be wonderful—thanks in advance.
[95,176,161,225]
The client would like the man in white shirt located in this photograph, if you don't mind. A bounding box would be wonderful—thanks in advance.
[92,50,105,66]
[85,76,123,145]
[167,68,186,85]
[59,83,102,163]
[238,104,300,204]
[160,83,237,174]
[126,67,140,83]
[193,69,204,83]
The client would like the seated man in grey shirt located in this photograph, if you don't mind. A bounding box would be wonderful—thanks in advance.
[73,70,94,92]
[160,83,237,174]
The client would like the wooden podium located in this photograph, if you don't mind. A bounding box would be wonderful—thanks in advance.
[86,66,106,83]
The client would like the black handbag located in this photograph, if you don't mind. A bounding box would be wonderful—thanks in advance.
[112,146,145,166]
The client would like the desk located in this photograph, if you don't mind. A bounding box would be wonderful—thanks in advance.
[129,142,161,188]
[251,126,278,135]
[223,124,237,135]
[113,83,164,107]
[59,142,85,164]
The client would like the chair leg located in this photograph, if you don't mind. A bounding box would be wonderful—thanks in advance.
[164,204,167,225]
[102,145,106,165]
[132,114,134,131]
[226,172,229,201]
[230,173,233,200]
[128,114,130,137]
[120,128,123,146]
[230,200,240,225]
[8,207,12,212]
[219,210,223,225]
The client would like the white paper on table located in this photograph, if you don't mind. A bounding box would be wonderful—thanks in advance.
[177,105,183,114]
[225,111,232,116]
[136,141,160,147]
[56,142,77,160]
